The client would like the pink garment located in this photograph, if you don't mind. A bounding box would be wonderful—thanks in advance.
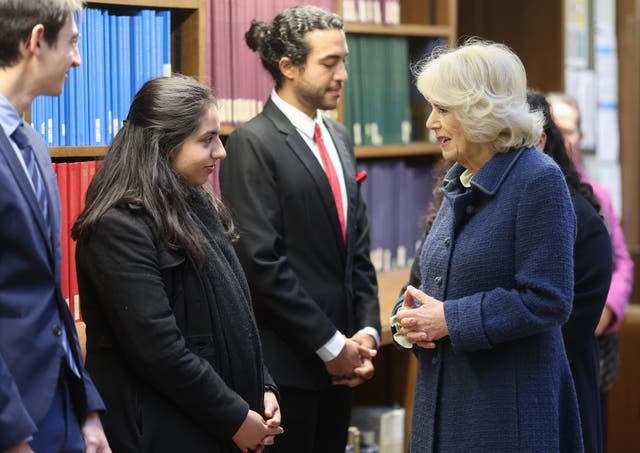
[582,172,634,333]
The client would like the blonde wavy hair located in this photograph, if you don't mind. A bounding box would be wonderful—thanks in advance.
[415,38,543,152]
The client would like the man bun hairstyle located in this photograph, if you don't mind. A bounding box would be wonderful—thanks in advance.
[244,4,343,89]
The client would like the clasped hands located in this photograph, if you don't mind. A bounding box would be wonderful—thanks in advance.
[232,390,284,453]
[393,285,448,349]
[325,332,377,387]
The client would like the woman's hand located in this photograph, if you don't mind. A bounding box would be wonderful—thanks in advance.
[232,409,284,453]
[261,391,283,449]
[395,285,448,349]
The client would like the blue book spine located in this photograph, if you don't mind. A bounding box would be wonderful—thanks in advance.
[94,8,106,144]
[153,12,161,78]
[132,12,143,94]
[118,15,132,123]
[58,91,66,146]
[103,10,112,142]
[109,13,119,135]
[159,10,171,75]
[48,96,56,146]
[141,9,154,84]
[67,59,77,145]
[85,8,95,145]
[77,8,88,145]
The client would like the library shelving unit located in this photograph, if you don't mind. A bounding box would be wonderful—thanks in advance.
[338,0,457,159]
[48,0,207,159]
[335,1,458,450]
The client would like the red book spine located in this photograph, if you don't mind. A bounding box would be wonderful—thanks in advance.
[55,163,71,306]
[68,162,82,321]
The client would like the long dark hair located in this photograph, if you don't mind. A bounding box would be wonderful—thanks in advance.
[527,89,600,212]
[72,74,230,263]
[245,4,343,89]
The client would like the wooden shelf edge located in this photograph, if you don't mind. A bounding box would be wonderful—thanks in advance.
[355,142,441,158]
[87,0,200,9]
[345,23,451,37]
[50,142,441,160]
[50,146,107,158]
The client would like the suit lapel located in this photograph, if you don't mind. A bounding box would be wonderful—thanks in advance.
[264,101,347,250]
[0,128,55,260]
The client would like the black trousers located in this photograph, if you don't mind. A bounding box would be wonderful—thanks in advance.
[269,385,353,453]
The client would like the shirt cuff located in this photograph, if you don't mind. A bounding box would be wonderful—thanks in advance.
[316,331,346,362]
[358,327,380,349]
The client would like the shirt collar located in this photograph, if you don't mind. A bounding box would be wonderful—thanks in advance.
[0,93,22,138]
[270,89,324,140]
[459,169,474,187]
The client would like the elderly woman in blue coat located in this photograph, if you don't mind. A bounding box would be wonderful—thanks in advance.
[392,40,584,452]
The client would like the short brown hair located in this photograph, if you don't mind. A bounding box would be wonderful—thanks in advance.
[0,0,83,67]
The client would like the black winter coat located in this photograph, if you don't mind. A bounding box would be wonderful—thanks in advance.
[77,203,274,453]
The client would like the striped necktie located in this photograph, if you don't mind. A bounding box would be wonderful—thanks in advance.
[12,123,81,378]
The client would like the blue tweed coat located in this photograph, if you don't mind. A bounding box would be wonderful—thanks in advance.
[405,147,583,452]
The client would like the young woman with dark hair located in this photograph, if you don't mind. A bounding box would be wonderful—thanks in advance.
[72,74,283,453]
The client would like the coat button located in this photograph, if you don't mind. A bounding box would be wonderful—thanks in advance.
[434,276,443,286]
[52,325,62,336]
[444,237,451,247]
[431,356,438,364]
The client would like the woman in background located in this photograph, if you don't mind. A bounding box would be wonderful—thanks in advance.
[529,89,612,453]
[72,75,283,453]
[392,40,583,452]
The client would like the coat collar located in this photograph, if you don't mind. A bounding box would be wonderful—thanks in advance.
[443,147,528,197]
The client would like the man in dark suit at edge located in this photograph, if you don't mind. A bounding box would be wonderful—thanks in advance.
[0,1,110,452]
[219,5,380,453]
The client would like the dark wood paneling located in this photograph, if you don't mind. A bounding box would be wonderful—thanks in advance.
[457,0,563,92]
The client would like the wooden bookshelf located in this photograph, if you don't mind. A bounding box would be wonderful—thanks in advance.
[340,0,457,159]
[50,146,107,158]
[46,0,206,159]
[357,266,417,452]
[339,4,457,449]
[345,22,451,37]
[355,142,441,159]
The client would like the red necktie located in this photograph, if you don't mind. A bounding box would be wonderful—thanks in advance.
[314,122,346,242]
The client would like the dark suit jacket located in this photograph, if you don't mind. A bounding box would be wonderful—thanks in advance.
[0,124,104,451]
[220,99,380,390]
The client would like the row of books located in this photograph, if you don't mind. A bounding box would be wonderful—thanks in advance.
[30,8,171,147]
[28,1,427,145]
[53,160,101,321]
[343,0,401,25]
[209,0,335,126]
[344,35,412,146]
[358,158,437,272]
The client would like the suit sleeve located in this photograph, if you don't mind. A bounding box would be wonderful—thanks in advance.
[220,128,340,354]
[77,211,249,441]
[0,352,36,451]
